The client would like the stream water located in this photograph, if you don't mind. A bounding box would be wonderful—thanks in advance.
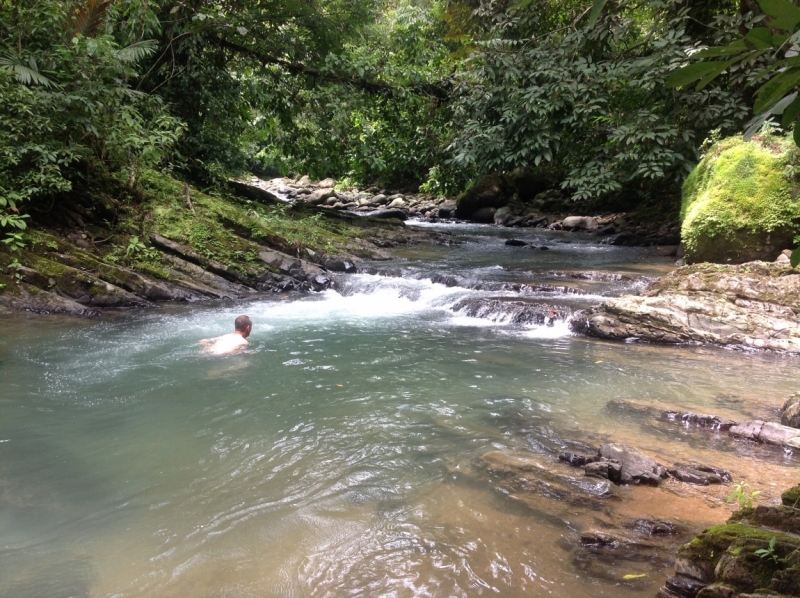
[1,223,798,598]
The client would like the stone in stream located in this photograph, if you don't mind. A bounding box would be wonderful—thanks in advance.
[558,452,600,467]
[729,420,800,448]
[781,393,800,428]
[362,208,408,221]
[667,466,729,486]
[504,239,528,246]
[562,216,598,231]
[597,443,668,486]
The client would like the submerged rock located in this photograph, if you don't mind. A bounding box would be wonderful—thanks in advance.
[606,399,738,431]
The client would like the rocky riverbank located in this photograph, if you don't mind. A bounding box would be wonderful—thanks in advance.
[448,391,799,595]
[0,172,448,317]
[247,175,683,248]
[571,262,800,354]
[657,484,800,598]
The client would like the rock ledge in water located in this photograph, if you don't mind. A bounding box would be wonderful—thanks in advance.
[571,262,800,354]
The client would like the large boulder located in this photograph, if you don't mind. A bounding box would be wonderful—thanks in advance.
[681,136,800,264]
[454,174,512,220]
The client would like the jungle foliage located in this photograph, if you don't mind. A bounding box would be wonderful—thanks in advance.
[1,0,797,244]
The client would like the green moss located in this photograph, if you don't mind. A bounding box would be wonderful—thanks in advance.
[681,524,800,569]
[681,136,800,264]
[138,170,361,262]
[782,484,800,508]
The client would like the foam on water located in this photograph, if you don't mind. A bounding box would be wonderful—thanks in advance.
[238,273,575,338]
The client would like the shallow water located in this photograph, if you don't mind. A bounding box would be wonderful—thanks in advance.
[1,223,797,598]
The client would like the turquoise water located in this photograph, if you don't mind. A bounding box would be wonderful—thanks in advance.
[1,224,797,597]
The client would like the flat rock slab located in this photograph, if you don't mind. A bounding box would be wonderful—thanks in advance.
[730,420,800,448]
[572,262,800,354]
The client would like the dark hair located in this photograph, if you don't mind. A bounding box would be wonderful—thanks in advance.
[234,315,252,332]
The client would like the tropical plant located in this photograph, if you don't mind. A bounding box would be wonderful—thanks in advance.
[728,481,762,508]
[754,536,781,563]
[0,0,184,242]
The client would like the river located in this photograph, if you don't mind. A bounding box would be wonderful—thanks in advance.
[1,222,797,597]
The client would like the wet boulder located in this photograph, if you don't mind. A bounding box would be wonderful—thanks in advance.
[362,208,408,221]
[258,248,332,291]
[505,239,528,247]
[597,443,667,485]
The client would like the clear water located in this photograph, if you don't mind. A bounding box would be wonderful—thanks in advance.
[1,223,797,598]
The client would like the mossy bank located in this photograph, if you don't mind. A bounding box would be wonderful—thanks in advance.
[658,483,800,598]
[0,171,442,316]
[681,135,800,264]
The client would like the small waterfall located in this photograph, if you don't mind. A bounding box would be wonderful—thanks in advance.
[322,273,581,336]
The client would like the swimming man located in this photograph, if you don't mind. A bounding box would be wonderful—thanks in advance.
[200,315,252,355]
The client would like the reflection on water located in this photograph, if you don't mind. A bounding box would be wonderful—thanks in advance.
[0,224,797,597]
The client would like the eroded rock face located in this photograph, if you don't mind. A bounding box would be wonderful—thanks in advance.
[571,262,800,354]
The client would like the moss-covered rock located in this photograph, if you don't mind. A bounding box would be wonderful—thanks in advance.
[781,484,800,508]
[662,494,800,598]
[681,136,800,264]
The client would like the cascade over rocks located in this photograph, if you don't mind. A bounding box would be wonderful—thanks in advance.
[0,175,448,315]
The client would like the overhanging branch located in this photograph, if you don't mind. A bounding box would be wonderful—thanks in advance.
[214,37,450,99]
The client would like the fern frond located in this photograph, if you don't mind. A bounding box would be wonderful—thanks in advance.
[68,0,114,38]
[116,40,157,63]
[0,54,56,87]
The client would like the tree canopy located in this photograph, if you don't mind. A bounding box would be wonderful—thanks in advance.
[0,0,796,243]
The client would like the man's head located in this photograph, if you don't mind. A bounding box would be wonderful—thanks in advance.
[234,315,253,338]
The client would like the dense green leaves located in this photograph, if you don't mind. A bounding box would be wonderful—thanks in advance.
[0,0,184,242]
[447,0,750,200]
